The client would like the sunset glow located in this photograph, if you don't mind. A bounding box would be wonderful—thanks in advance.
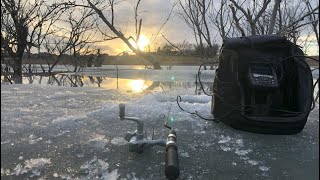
[131,35,150,51]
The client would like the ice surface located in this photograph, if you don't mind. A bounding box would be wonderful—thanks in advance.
[1,82,319,179]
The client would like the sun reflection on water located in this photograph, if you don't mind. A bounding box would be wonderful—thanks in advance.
[129,79,148,92]
[97,78,151,92]
[18,74,155,93]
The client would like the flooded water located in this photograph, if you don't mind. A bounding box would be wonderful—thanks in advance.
[2,65,215,93]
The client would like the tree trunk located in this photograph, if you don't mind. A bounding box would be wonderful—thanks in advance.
[268,0,282,34]
[13,57,23,84]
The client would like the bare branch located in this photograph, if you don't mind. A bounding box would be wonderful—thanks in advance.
[161,35,184,55]
[229,5,246,36]
[149,2,177,46]
[268,0,282,34]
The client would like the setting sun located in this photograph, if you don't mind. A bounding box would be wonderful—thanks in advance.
[137,35,149,51]
[130,35,149,51]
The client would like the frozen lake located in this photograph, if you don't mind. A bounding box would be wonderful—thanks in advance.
[1,65,319,179]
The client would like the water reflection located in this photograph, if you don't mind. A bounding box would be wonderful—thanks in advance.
[128,80,150,92]
[1,73,213,94]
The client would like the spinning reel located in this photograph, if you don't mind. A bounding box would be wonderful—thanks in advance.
[118,104,180,180]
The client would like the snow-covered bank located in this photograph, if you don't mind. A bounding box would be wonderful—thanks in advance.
[1,84,319,179]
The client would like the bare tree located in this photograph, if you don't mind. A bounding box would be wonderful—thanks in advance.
[161,36,196,56]
[65,8,97,72]
[178,0,221,70]
[268,0,282,34]
[228,0,272,36]
[305,0,319,48]
[209,0,234,38]
[41,5,100,73]
[206,0,319,56]
[83,0,176,69]
[43,30,73,73]
[27,4,65,76]
[178,0,207,57]
[1,0,63,83]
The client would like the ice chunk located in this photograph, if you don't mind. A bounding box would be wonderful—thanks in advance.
[220,146,231,152]
[102,169,120,180]
[247,160,259,165]
[259,166,270,172]
[180,152,190,158]
[79,157,120,180]
[235,139,244,147]
[11,158,51,176]
[235,149,252,156]
[13,164,28,175]
[218,136,231,144]
[110,137,127,145]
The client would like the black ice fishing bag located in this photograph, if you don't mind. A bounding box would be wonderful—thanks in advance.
[211,35,314,134]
